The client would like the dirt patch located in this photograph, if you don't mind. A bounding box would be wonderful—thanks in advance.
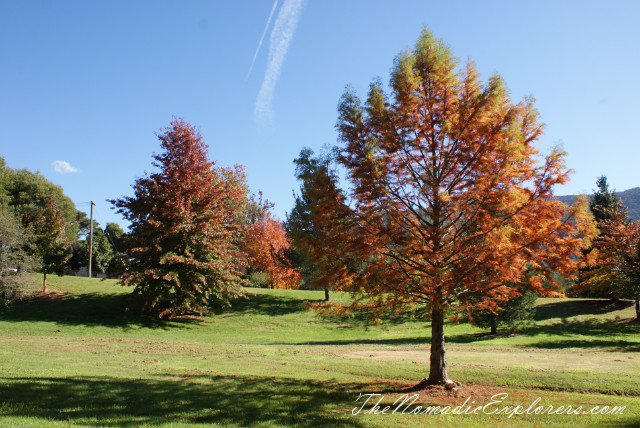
[30,289,67,302]
[381,381,513,406]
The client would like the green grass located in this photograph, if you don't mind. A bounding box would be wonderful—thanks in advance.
[0,275,639,427]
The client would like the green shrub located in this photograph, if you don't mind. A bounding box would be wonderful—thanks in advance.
[467,289,537,334]
[247,271,271,288]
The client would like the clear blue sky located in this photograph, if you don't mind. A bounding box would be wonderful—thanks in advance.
[2,0,639,228]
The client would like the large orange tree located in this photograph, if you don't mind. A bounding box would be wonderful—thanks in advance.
[333,29,596,386]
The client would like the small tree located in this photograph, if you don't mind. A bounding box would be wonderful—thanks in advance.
[467,287,537,334]
[288,147,355,301]
[31,197,72,292]
[330,29,596,386]
[110,119,249,317]
[242,212,301,289]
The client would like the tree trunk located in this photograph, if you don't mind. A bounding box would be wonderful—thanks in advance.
[635,298,639,322]
[490,317,497,335]
[43,270,47,293]
[426,307,450,384]
[324,287,330,302]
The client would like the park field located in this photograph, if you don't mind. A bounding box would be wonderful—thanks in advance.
[0,275,639,427]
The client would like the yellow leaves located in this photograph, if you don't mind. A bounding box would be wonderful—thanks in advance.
[569,195,599,248]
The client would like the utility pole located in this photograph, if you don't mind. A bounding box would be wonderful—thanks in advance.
[88,201,95,278]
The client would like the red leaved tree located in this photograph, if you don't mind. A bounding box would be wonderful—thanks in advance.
[242,212,301,289]
[111,119,249,317]
[32,197,72,292]
[332,29,597,386]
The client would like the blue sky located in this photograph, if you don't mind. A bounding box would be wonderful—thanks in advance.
[1,0,639,228]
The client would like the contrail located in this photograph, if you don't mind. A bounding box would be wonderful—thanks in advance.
[254,0,303,126]
[246,0,280,80]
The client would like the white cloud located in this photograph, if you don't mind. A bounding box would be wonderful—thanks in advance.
[254,0,304,126]
[52,160,78,174]
[246,0,280,80]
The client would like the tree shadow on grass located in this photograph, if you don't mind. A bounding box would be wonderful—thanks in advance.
[521,339,640,352]
[215,292,316,317]
[0,292,180,330]
[445,317,640,349]
[523,317,640,337]
[534,299,634,321]
[289,337,429,346]
[603,419,640,428]
[0,375,366,427]
[516,317,640,351]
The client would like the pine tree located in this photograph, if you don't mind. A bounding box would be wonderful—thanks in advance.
[590,176,623,224]
[575,176,630,298]
[288,147,355,301]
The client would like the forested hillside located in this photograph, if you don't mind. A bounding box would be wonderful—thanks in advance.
[558,187,640,221]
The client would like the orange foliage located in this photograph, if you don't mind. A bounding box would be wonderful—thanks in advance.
[289,148,356,295]
[243,213,301,289]
[330,29,598,383]
[578,204,640,305]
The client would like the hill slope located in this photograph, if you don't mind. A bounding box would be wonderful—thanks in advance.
[557,187,640,221]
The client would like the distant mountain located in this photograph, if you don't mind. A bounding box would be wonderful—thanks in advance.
[556,187,640,221]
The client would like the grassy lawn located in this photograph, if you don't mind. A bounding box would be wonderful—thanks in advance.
[0,275,639,427]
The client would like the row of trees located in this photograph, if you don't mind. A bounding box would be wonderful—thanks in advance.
[0,157,132,299]
[110,30,630,388]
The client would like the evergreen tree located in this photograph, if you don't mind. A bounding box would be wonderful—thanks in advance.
[287,147,354,301]
[590,176,623,224]
[467,287,537,334]
[576,176,630,298]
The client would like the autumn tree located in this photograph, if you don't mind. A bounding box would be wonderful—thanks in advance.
[331,29,596,386]
[287,147,355,301]
[31,197,73,292]
[242,211,300,289]
[110,119,249,317]
[575,176,628,298]
[578,200,640,319]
